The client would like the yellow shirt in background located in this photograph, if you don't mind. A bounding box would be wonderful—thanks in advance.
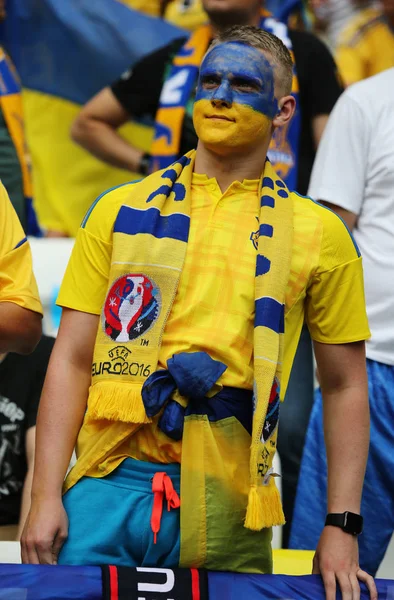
[164,0,207,31]
[336,7,394,85]
[0,182,42,315]
[58,173,370,469]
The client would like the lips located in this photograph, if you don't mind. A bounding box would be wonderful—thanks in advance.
[206,114,235,122]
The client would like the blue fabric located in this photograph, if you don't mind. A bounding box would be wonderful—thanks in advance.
[141,351,228,440]
[0,0,183,105]
[254,297,285,333]
[1,565,393,599]
[289,358,394,576]
[58,459,181,567]
[114,206,191,243]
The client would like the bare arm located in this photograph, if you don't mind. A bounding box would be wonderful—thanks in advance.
[17,426,36,539]
[21,308,99,564]
[313,340,376,600]
[312,114,329,149]
[0,303,42,354]
[70,87,143,172]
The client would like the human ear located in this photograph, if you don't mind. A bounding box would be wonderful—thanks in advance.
[272,95,296,129]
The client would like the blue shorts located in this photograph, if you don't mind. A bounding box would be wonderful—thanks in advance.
[289,359,394,576]
[58,458,181,567]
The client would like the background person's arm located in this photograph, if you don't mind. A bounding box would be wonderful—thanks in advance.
[0,303,41,354]
[21,308,99,565]
[312,340,376,600]
[70,87,144,172]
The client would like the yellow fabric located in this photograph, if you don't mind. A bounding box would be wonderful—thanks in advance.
[117,0,161,17]
[60,154,295,533]
[273,549,314,575]
[58,180,370,474]
[0,48,33,201]
[0,182,42,314]
[336,7,394,86]
[165,0,208,31]
[58,156,369,568]
[22,89,153,235]
[93,174,261,467]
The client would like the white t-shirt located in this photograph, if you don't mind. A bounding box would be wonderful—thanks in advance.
[308,68,394,365]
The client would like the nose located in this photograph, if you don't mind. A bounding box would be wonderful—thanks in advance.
[211,80,232,108]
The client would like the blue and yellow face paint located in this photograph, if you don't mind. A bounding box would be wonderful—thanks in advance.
[193,42,279,151]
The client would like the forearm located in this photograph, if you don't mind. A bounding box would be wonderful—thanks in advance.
[31,354,91,501]
[71,118,143,172]
[323,383,369,513]
[0,302,42,354]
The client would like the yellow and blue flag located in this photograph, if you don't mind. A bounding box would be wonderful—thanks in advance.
[0,0,183,235]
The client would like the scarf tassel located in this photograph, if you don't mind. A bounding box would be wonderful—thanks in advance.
[86,381,152,424]
[245,484,286,531]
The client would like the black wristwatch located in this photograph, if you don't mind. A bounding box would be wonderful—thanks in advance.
[325,512,363,535]
[138,152,151,176]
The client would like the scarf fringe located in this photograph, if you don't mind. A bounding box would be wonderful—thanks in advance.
[86,381,152,424]
[244,484,286,531]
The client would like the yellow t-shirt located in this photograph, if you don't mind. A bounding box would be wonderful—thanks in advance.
[0,182,42,315]
[164,0,208,31]
[58,175,370,467]
[336,7,394,86]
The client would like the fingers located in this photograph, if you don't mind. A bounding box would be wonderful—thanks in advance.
[336,571,353,600]
[349,572,361,600]
[357,569,378,600]
[321,570,337,600]
[51,528,68,565]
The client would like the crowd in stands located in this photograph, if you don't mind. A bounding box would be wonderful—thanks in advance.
[0,0,394,583]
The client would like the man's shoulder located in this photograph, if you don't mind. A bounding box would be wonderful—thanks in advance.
[292,191,360,262]
[81,180,144,231]
[338,7,385,47]
[288,28,330,60]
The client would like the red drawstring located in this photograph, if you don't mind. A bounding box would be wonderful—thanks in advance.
[151,472,180,544]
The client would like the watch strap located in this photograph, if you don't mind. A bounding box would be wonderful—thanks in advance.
[325,512,363,535]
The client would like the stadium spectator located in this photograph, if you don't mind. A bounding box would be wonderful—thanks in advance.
[70,2,343,545]
[335,0,394,85]
[309,0,371,50]
[164,0,207,29]
[0,335,55,540]
[0,182,42,355]
[290,67,394,578]
[21,27,377,600]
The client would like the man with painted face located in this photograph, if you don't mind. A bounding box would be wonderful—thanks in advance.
[22,26,375,600]
[72,0,343,546]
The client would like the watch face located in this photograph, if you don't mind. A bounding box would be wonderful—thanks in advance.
[344,512,363,535]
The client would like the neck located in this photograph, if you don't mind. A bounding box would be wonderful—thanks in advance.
[210,10,261,36]
[194,140,269,192]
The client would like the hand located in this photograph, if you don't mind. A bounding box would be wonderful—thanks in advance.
[313,526,377,600]
[20,497,68,565]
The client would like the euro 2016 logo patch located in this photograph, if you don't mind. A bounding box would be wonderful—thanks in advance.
[261,377,280,442]
[103,274,160,342]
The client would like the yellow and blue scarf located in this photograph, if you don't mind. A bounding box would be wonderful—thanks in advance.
[66,150,294,561]
[0,48,40,235]
[150,14,301,189]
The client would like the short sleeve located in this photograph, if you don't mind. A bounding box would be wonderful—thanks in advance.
[57,183,135,315]
[308,91,369,215]
[306,207,370,344]
[110,38,186,118]
[0,182,42,315]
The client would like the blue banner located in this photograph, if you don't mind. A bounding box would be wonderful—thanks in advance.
[0,565,393,600]
[0,0,184,104]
